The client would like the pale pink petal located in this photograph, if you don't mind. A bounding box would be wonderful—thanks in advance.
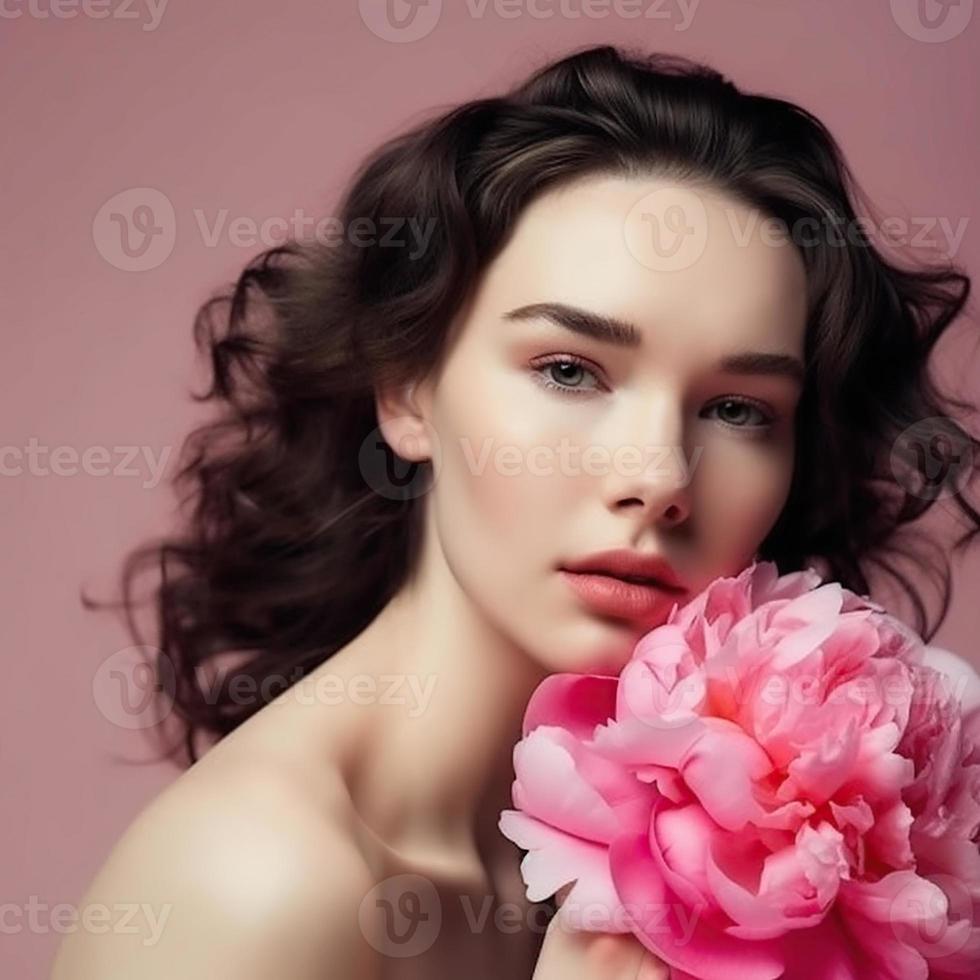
[839,723,914,802]
[678,719,772,831]
[618,656,707,727]
[921,645,980,717]
[509,726,620,842]
[770,615,841,671]
[591,714,706,769]
[781,716,862,807]
[497,810,621,918]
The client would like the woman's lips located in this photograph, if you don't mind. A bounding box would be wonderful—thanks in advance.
[558,569,685,622]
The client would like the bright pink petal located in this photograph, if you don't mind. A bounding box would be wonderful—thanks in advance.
[862,799,914,870]
[704,825,843,940]
[609,832,785,980]
[655,804,722,896]
[635,763,688,803]
[522,672,618,739]
[776,908,870,979]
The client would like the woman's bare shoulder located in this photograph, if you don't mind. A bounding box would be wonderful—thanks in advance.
[49,741,381,979]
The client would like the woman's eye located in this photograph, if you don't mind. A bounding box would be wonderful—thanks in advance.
[530,361,777,433]
[531,357,602,396]
[705,398,774,431]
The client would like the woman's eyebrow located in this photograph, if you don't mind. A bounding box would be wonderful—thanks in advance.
[502,301,805,385]
[504,301,641,347]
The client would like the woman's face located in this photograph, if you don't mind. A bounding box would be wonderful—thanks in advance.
[383,175,808,675]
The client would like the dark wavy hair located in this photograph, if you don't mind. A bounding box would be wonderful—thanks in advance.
[86,43,980,767]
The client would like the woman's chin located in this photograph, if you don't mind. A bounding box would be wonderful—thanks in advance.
[540,621,646,676]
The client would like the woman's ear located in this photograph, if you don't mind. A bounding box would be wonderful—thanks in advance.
[374,379,433,463]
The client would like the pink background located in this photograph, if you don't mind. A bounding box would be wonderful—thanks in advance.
[3,2,979,976]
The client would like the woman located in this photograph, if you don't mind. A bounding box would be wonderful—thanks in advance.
[51,43,979,979]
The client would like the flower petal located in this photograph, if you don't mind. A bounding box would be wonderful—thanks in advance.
[498,809,619,918]
[509,726,621,842]
[523,672,618,739]
[609,831,785,980]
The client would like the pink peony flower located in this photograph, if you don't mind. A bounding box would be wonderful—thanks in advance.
[499,560,980,980]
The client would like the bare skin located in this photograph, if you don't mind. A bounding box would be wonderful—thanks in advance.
[49,636,664,979]
[50,174,806,978]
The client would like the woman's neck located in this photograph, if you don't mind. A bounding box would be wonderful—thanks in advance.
[316,548,549,881]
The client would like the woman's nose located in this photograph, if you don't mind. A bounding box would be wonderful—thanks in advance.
[599,402,693,526]
[606,458,691,526]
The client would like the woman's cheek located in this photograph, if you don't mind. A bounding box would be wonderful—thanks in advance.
[446,383,578,518]
[699,442,794,551]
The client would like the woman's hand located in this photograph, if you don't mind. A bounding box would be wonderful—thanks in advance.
[531,886,670,980]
